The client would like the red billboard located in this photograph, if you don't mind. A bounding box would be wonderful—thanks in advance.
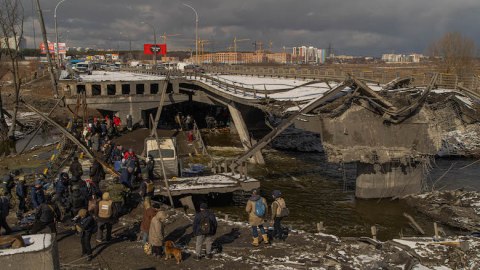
[40,41,66,54]
[144,44,167,55]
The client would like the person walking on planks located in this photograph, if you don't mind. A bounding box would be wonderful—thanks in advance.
[245,189,269,246]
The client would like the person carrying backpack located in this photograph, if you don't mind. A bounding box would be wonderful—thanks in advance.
[30,195,61,234]
[193,203,217,260]
[95,192,116,243]
[270,190,289,240]
[76,209,97,261]
[245,189,268,246]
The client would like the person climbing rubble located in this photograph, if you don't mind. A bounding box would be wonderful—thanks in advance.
[245,189,269,246]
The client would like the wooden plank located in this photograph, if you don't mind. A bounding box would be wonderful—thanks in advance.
[403,213,425,235]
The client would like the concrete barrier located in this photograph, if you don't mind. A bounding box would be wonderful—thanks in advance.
[0,234,59,270]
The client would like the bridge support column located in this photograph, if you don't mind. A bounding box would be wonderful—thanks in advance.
[172,80,180,94]
[115,82,122,95]
[101,83,107,96]
[85,83,93,97]
[228,104,265,164]
[355,162,422,198]
[145,82,151,95]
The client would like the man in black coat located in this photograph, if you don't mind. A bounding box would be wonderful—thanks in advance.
[69,157,83,181]
[68,185,87,217]
[89,160,105,185]
[30,195,61,234]
[76,209,96,261]
[192,203,218,260]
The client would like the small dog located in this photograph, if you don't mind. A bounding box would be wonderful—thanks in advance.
[164,240,182,264]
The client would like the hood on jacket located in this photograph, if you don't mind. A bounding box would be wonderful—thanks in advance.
[249,194,261,201]
[154,210,167,222]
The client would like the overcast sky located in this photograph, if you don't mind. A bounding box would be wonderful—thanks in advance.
[21,0,480,56]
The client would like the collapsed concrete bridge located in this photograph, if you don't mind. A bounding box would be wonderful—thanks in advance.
[59,69,480,198]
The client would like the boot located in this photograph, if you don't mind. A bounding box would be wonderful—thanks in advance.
[252,237,259,247]
[262,234,269,244]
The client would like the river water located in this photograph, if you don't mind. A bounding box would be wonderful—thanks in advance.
[205,134,480,240]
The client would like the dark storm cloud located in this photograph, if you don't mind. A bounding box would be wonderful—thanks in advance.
[21,0,480,56]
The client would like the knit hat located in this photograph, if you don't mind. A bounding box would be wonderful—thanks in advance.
[78,209,88,218]
[200,203,208,210]
[102,192,111,200]
[272,190,282,198]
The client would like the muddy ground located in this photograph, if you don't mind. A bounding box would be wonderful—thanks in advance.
[51,200,480,270]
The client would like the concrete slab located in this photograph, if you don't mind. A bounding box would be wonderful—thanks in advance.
[0,234,59,269]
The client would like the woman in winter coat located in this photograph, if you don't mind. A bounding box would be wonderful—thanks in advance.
[148,210,167,256]
[140,199,158,244]
[245,189,269,246]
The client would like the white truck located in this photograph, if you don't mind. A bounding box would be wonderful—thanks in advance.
[73,62,93,74]
[144,137,179,178]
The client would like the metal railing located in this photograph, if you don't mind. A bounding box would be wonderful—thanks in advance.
[122,66,480,97]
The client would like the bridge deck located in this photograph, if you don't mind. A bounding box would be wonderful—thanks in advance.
[155,173,259,196]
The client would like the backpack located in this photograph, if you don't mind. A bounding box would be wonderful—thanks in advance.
[275,198,289,217]
[254,199,266,217]
[198,214,211,235]
[146,182,154,193]
[98,200,113,218]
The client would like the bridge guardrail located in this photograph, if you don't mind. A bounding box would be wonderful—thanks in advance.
[122,66,480,97]
[122,67,350,100]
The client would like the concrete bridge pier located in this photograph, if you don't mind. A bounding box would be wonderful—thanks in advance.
[355,162,423,199]
[227,104,265,164]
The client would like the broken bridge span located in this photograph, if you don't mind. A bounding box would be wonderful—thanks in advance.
[58,69,480,199]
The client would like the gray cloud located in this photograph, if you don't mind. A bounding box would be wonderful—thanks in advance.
[20,0,480,56]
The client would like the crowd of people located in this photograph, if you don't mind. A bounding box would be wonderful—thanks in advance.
[0,112,291,264]
[1,167,289,262]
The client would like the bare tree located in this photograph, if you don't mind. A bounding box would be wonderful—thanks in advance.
[429,32,477,76]
[0,0,24,155]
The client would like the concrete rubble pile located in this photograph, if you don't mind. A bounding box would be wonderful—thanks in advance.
[209,217,480,269]
[404,190,480,232]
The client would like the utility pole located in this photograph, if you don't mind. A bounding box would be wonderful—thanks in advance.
[31,0,37,55]
[35,0,59,97]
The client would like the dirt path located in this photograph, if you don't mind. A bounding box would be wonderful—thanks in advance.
[53,202,480,270]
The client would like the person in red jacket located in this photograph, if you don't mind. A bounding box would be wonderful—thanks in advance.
[123,148,136,160]
[113,115,121,127]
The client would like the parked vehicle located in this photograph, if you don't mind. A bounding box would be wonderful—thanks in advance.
[73,62,93,74]
[144,137,179,178]
[184,64,205,73]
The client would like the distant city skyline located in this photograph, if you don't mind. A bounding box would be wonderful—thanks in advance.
[21,0,480,56]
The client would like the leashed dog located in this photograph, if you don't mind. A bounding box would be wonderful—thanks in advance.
[164,240,182,264]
